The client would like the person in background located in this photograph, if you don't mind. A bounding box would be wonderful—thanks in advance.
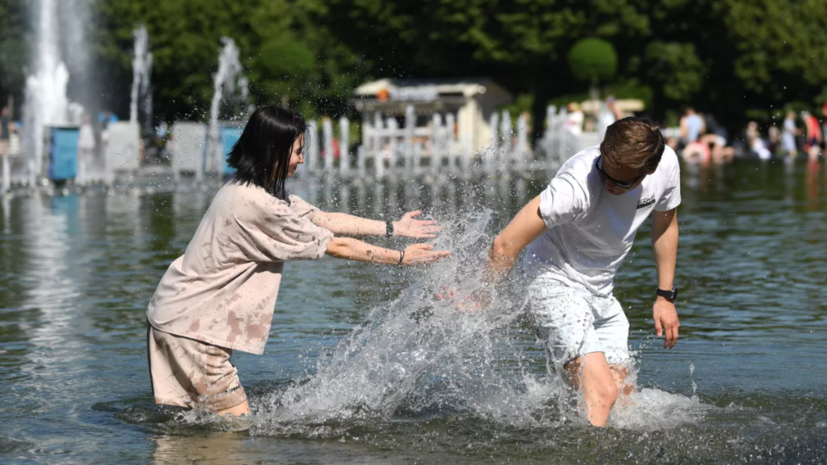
[821,102,827,153]
[606,96,626,121]
[678,107,705,148]
[699,113,732,163]
[782,111,799,159]
[746,121,771,160]
[680,139,710,165]
[768,125,780,155]
[518,112,535,157]
[801,110,822,161]
[564,102,584,136]
[77,114,96,185]
[98,110,120,149]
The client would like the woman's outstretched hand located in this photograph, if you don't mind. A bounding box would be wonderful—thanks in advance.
[394,211,442,238]
[402,243,450,266]
[435,286,488,313]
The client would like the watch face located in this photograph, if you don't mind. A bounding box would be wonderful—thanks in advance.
[657,288,677,301]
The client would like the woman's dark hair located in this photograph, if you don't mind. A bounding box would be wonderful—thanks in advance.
[227,105,307,199]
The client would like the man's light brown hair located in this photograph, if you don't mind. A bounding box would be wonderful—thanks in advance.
[600,117,665,172]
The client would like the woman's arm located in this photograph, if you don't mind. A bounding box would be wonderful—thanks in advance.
[311,210,441,238]
[326,237,450,266]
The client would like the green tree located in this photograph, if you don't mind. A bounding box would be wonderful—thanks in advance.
[86,0,827,134]
[0,0,28,113]
[726,0,827,105]
[643,42,705,102]
[94,0,366,122]
[567,37,618,101]
[318,0,657,139]
[567,38,618,84]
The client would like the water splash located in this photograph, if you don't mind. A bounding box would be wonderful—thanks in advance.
[690,363,697,398]
[247,208,709,437]
[207,38,249,175]
[23,0,84,185]
[129,25,153,135]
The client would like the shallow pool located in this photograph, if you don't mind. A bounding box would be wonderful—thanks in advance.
[1,159,826,464]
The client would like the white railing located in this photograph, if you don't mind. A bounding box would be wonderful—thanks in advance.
[300,104,598,179]
[0,105,604,194]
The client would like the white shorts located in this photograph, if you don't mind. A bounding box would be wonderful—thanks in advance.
[527,275,630,367]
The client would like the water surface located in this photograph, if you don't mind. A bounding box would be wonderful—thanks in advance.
[1,159,826,463]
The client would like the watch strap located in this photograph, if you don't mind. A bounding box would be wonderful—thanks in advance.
[656,287,678,301]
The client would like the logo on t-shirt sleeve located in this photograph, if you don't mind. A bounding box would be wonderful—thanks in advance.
[636,196,656,209]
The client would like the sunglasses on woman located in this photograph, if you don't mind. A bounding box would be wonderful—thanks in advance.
[594,156,643,190]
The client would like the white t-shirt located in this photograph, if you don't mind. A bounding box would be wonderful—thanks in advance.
[522,145,681,297]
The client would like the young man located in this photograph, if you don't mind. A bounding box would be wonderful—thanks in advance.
[484,117,680,427]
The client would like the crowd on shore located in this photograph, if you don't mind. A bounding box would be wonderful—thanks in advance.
[3,99,826,176]
[666,105,826,165]
[556,97,827,167]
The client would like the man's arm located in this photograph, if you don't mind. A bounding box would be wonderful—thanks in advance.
[485,195,547,282]
[652,208,679,349]
[310,210,440,238]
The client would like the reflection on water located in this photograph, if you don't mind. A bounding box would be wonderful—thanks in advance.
[1,160,826,463]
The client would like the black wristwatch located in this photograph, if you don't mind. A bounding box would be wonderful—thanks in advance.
[656,287,678,302]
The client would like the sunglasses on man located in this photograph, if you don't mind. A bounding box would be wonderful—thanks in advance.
[594,156,644,190]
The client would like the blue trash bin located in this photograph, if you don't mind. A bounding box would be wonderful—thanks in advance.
[48,127,79,181]
[219,125,243,177]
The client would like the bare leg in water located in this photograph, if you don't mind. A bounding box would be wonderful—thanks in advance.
[565,352,634,427]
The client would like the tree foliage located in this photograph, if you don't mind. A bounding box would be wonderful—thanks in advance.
[1,0,824,130]
[0,0,28,110]
[317,0,827,130]
[567,38,617,83]
[643,42,705,101]
[94,0,366,120]
[726,0,827,101]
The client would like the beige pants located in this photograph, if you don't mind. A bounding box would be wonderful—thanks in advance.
[147,325,247,412]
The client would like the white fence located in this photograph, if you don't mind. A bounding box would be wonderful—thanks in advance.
[301,104,599,179]
[1,123,137,192]
[1,104,606,193]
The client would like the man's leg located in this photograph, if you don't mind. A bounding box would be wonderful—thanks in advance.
[565,353,617,427]
[595,295,634,401]
[528,277,623,426]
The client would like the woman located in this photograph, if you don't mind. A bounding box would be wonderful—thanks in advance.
[146,105,450,417]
